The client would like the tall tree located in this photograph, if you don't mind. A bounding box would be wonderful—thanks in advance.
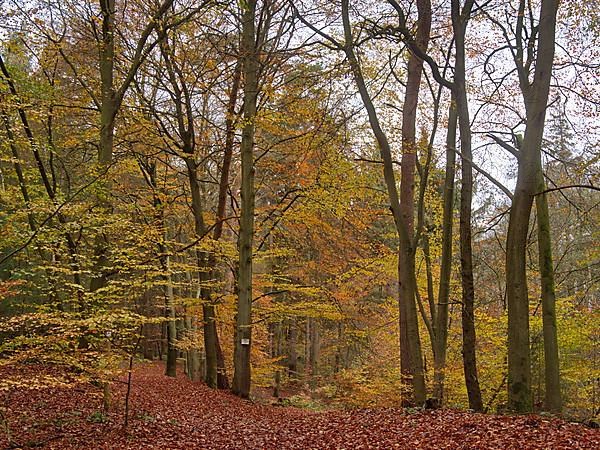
[91,0,177,293]
[334,0,428,404]
[504,0,560,412]
[210,61,242,390]
[535,163,561,412]
[432,96,457,403]
[451,0,483,412]
[396,0,431,406]
[385,0,482,407]
[232,0,259,398]
[152,29,230,387]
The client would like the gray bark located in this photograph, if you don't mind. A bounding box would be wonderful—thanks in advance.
[232,0,259,398]
[397,0,431,406]
[451,0,483,412]
[432,98,457,403]
[164,255,178,377]
[506,0,559,413]
[536,170,562,411]
[288,319,298,376]
[184,157,220,388]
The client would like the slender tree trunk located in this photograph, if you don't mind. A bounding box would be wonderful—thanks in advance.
[273,321,282,398]
[164,255,178,377]
[187,318,202,381]
[335,322,345,373]
[457,110,482,410]
[90,0,116,295]
[288,319,298,377]
[305,319,310,376]
[209,62,241,390]
[184,157,221,388]
[157,227,177,378]
[340,0,426,405]
[98,0,116,165]
[535,172,562,412]
[506,160,535,412]
[159,30,232,388]
[452,0,483,411]
[1,113,36,232]
[397,0,431,406]
[145,161,178,378]
[432,98,457,403]
[178,251,201,380]
[507,0,559,413]
[308,318,320,393]
[232,0,258,398]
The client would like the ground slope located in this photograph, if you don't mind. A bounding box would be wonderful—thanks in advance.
[1,363,598,449]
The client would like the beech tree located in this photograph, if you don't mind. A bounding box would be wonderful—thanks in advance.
[489,0,560,413]
[232,0,260,398]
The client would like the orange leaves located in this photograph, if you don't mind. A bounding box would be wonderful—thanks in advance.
[2,363,600,449]
[0,280,23,301]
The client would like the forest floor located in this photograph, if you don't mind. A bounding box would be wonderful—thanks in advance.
[1,362,598,449]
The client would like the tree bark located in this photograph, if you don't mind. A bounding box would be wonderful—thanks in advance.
[451,0,483,412]
[232,0,258,399]
[340,0,426,406]
[308,318,320,393]
[273,321,283,398]
[1,113,36,232]
[143,160,178,377]
[397,0,431,406]
[209,62,241,390]
[506,0,559,413]
[432,97,457,403]
[535,172,562,412]
[98,0,116,165]
[184,157,221,388]
[288,319,298,376]
[163,254,178,377]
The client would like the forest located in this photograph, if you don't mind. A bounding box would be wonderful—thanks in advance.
[0,0,599,448]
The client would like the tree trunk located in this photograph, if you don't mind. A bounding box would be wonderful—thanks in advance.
[183,315,198,380]
[184,157,221,388]
[273,321,282,398]
[210,62,241,391]
[340,0,427,406]
[506,159,535,413]
[98,0,116,165]
[309,318,320,393]
[397,0,431,406]
[146,161,178,378]
[335,322,345,373]
[1,113,36,232]
[452,0,483,412]
[164,255,177,377]
[507,0,559,413]
[432,97,457,404]
[535,172,562,412]
[90,0,116,295]
[232,0,258,399]
[288,319,298,377]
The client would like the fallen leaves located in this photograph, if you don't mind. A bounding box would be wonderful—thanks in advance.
[0,362,598,449]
